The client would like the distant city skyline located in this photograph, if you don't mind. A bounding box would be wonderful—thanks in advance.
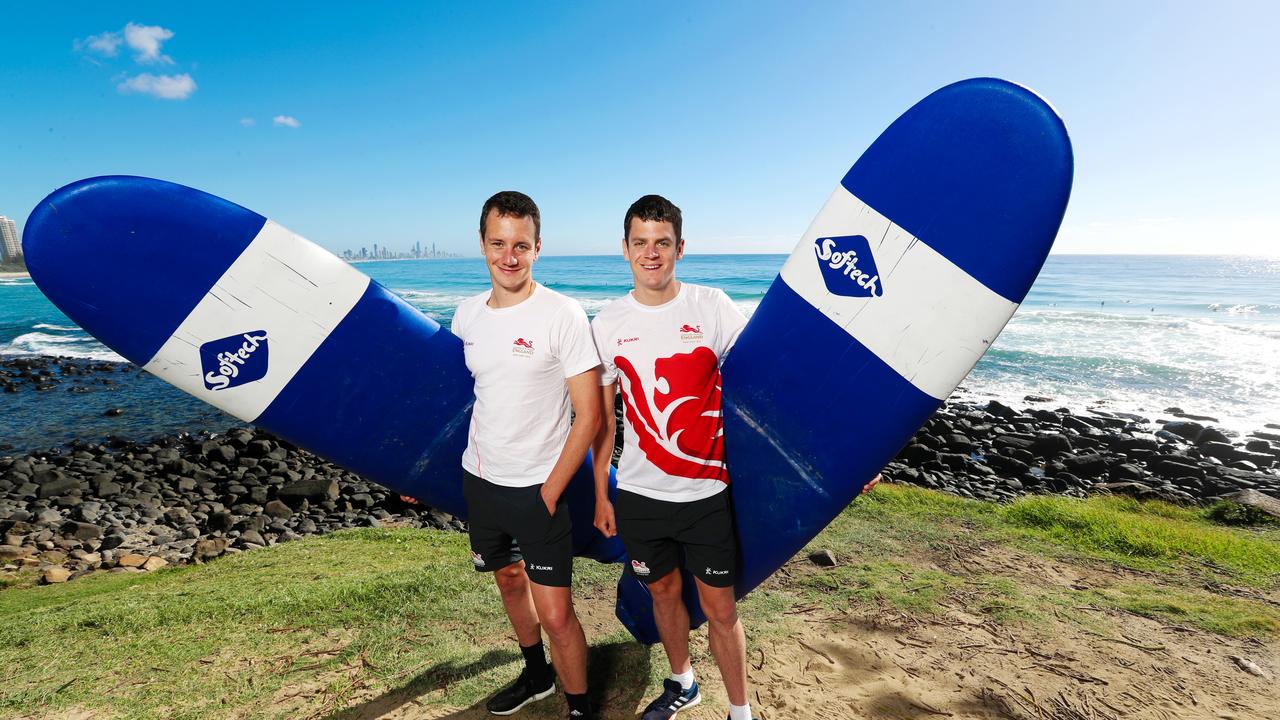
[342,240,460,261]
[0,216,21,263]
[1,4,1277,256]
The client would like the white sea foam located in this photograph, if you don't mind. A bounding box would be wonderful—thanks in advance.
[32,323,81,331]
[0,331,125,362]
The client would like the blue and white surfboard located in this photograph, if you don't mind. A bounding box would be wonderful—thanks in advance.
[612,78,1072,641]
[21,177,627,567]
[720,77,1072,595]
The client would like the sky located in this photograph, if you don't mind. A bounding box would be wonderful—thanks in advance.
[1,2,1278,257]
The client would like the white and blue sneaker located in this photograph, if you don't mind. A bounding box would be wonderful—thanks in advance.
[641,679,701,719]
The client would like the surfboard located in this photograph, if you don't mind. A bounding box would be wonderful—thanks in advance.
[20,177,627,568]
[614,77,1073,641]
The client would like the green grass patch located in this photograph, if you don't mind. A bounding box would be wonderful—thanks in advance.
[1082,582,1280,639]
[997,494,1280,586]
[0,528,630,720]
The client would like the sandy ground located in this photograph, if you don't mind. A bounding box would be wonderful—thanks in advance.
[0,272,30,279]
[273,543,1279,720]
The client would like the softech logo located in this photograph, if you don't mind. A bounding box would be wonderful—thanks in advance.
[200,331,269,391]
[512,337,535,357]
[814,235,883,297]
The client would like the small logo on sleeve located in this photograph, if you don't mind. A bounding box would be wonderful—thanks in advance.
[678,324,703,342]
[200,331,269,391]
[814,235,883,297]
[631,559,651,577]
[512,337,535,357]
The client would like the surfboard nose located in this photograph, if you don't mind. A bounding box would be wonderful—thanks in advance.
[23,176,267,364]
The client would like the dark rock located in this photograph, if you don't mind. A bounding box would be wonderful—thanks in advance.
[898,444,937,467]
[1223,489,1280,520]
[206,511,235,533]
[103,408,124,417]
[1030,434,1073,458]
[194,537,230,560]
[1245,439,1274,453]
[1195,427,1231,446]
[1162,420,1205,441]
[263,500,293,519]
[278,477,339,502]
[807,549,838,567]
[986,400,1019,419]
[99,533,126,550]
[1062,453,1109,478]
[62,521,103,541]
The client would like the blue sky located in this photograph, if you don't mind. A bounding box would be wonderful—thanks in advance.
[2,2,1277,256]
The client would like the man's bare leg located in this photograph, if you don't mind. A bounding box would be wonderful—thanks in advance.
[494,561,542,645]
[694,578,748,706]
[647,569,694,674]
[528,581,588,694]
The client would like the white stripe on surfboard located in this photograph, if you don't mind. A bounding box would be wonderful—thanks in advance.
[779,186,1018,401]
[142,220,370,421]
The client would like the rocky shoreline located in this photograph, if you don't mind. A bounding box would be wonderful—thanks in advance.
[885,397,1280,506]
[1,427,462,584]
[2,357,1279,586]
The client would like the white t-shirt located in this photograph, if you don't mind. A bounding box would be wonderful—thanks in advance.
[452,283,601,487]
[591,283,748,502]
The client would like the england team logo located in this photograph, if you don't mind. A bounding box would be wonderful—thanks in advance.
[631,559,651,576]
[200,331,269,391]
[813,235,884,297]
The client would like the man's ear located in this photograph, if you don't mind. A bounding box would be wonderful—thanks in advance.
[676,238,685,260]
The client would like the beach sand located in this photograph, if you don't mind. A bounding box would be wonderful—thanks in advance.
[0,271,30,279]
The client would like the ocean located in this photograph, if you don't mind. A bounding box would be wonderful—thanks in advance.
[1,254,1277,453]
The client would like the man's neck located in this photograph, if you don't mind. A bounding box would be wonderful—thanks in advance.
[488,279,537,309]
[633,279,681,307]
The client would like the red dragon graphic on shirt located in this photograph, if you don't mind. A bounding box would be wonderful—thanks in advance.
[614,346,728,483]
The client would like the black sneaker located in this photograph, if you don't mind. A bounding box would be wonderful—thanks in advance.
[485,669,556,716]
[641,679,701,719]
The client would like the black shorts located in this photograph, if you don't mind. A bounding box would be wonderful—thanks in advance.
[462,469,573,587]
[615,488,738,588]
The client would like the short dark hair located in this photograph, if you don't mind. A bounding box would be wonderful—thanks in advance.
[624,194,682,241]
[480,191,541,240]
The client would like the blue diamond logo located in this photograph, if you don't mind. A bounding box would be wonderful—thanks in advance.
[200,331,269,391]
[813,235,883,297]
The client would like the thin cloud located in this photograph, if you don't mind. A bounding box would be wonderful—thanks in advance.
[117,73,197,100]
[76,31,124,57]
[240,117,256,127]
[124,23,175,64]
[273,115,301,128]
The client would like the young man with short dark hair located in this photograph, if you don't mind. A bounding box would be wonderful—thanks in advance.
[452,190,601,719]
[589,195,756,720]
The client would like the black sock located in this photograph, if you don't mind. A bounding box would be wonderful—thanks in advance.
[566,692,591,716]
[520,641,551,684]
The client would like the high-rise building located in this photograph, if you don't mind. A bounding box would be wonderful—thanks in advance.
[0,216,19,263]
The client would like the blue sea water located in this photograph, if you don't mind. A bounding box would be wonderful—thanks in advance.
[1,254,1277,453]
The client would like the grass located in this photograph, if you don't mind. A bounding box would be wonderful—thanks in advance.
[3,484,1280,717]
[798,483,1280,638]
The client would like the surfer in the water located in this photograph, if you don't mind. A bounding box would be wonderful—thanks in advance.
[451,191,603,719]
[589,195,757,720]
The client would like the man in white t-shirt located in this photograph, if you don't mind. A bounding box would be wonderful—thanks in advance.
[589,195,756,720]
[451,191,601,720]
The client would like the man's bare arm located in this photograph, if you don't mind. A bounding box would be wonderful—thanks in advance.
[539,367,603,514]
[590,381,618,537]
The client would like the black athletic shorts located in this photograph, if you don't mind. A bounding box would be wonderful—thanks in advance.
[462,469,573,587]
[614,488,737,588]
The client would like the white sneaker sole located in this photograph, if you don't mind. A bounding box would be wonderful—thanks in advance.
[489,683,556,716]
